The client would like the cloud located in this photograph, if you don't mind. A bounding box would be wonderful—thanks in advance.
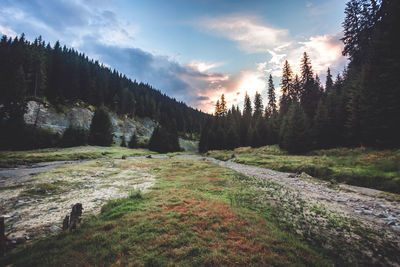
[0,0,138,49]
[265,32,347,80]
[0,24,17,37]
[200,15,290,53]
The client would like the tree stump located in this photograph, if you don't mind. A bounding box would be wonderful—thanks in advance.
[62,203,83,231]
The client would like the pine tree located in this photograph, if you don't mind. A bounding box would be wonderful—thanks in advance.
[121,135,127,147]
[299,52,321,118]
[279,103,311,154]
[128,132,138,148]
[253,91,263,120]
[89,106,114,146]
[214,99,220,116]
[267,74,277,117]
[311,100,331,149]
[149,125,180,153]
[279,60,293,115]
[243,92,252,118]
[220,94,227,116]
[325,68,333,92]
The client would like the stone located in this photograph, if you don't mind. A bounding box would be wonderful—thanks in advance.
[288,174,296,178]
[330,179,338,184]
[50,225,61,233]
[362,209,373,215]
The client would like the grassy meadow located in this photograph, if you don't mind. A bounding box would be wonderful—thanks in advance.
[206,145,400,194]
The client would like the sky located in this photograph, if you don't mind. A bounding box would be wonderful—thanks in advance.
[0,0,348,113]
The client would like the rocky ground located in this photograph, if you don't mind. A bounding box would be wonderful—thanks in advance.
[0,158,155,243]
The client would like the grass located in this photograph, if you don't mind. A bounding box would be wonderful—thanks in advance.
[0,146,156,168]
[206,145,400,194]
[2,158,334,266]
[3,157,397,266]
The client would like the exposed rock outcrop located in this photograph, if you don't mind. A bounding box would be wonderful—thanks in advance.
[23,101,156,144]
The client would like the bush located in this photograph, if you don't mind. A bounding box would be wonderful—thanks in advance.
[60,126,88,147]
[89,106,113,146]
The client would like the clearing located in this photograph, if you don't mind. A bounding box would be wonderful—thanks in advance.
[0,146,399,266]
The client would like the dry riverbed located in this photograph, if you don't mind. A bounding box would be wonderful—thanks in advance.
[0,158,155,242]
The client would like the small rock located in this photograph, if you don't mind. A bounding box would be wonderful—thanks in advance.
[330,179,338,184]
[50,225,61,233]
[391,225,400,230]
[363,209,373,215]
[288,174,296,178]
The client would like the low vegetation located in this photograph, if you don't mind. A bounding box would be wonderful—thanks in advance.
[0,146,155,168]
[3,157,398,266]
[206,145,400,194]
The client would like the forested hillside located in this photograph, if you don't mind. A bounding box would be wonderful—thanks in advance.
[0,35,207,136]
[200,0,400,153]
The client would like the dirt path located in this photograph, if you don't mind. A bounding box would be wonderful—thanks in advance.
[210,158,400,232]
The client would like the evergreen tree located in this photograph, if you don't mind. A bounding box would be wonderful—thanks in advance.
[220,94,227,116]
[279,60,293,115]
[89,106,113,146]
[149,125,181,153]
[121,135,127,147]
[128,132,138,148]
[279,103,311,154]
[311,100,331,149]
[253,91,263,120]
[214,99,220,116]
[266,74,277,117]
[325,68,333,92]
[299,52,321,118]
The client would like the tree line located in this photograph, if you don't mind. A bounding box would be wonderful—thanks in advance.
[200,0,400,153]
[0,34,207,144]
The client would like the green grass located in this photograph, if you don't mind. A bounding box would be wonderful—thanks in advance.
[2,158,334,266]
[206,145,400,194]
[0,146,156,167]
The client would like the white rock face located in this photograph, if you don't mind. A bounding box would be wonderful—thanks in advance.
[24,101,157,142]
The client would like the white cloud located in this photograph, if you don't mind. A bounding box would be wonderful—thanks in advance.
[264,32,346,79]
[201,16,290,53]
[188,60,223,72]
[0,24,17,37]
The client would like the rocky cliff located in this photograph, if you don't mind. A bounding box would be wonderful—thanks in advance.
[23,101,156,143]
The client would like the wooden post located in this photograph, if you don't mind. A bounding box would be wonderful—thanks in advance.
[0,217,5,256]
